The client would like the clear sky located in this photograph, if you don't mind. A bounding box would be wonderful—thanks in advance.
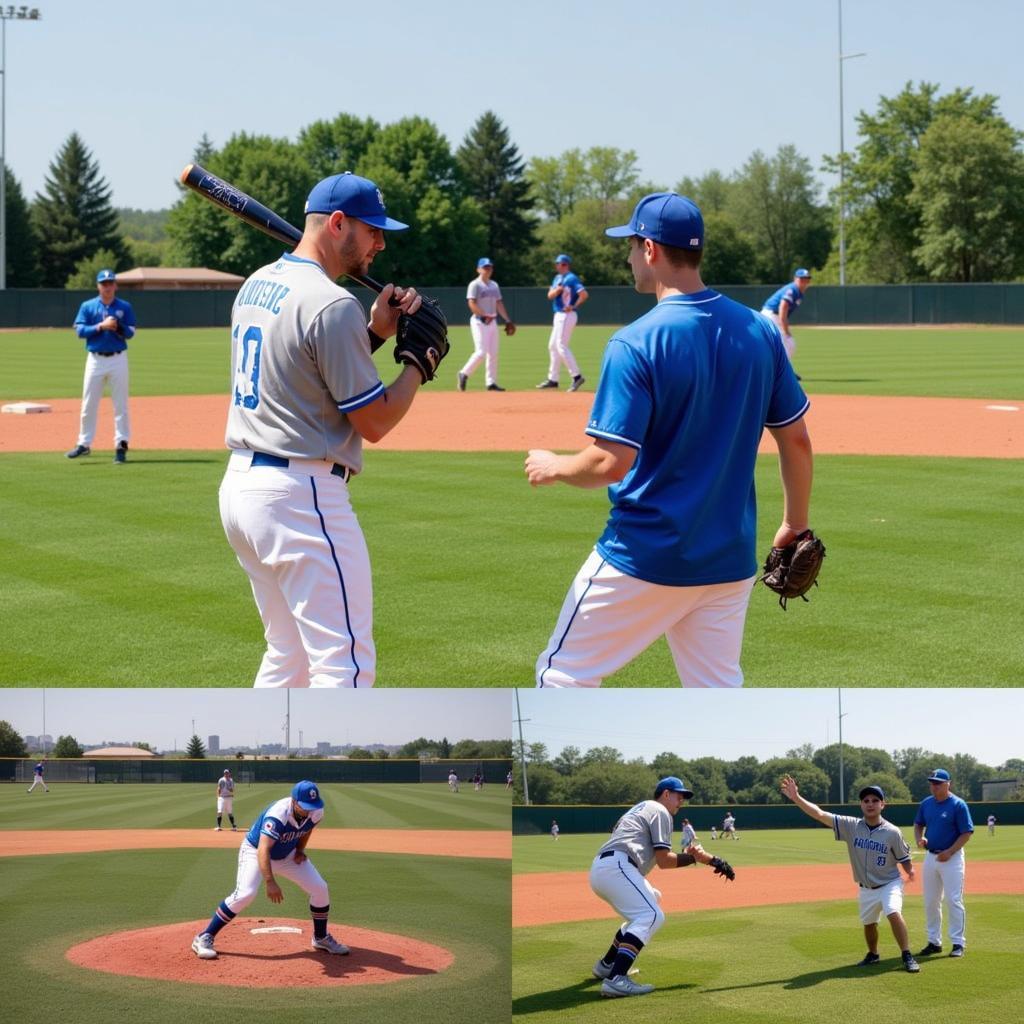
[0,689,511,750]
[513,689,1023,766]
[6,1,1023,211]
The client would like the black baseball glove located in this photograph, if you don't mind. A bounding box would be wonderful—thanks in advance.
[758,529,826,610]
[709,855,735,881]
[393,296,450,383]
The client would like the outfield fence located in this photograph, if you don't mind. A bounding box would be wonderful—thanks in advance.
[3,283,1024,329]
[513,800,1024,835]
[4,757,512,785]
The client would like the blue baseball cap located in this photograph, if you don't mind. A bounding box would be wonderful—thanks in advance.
[794,268,812,279]
[927,768,951,783]
[304,173,408,230]
[291,779,324,810]
[477,257,493,268]
[859,785,885,801]
[554,254,572,264]
[96,269,116,283]
[605,192,704,250]
[654,776,694,798]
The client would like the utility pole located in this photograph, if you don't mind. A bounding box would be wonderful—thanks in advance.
[514,690,530,805]
[837,0,866,286]
[838,689,849,804]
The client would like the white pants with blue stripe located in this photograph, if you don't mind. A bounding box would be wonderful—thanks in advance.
[219,452,375,687]
[536,550,755,687]
[922,849,967,947]
[590,851,665,945]
[225,841,330,914]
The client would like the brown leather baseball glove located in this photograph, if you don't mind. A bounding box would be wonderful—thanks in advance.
[759,529,826,610]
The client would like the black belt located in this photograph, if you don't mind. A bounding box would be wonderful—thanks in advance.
[250,451,351,481]
[859,883,884,889]
[92,350,123,357]
[600,850,640,871]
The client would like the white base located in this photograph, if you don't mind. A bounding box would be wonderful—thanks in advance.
[2,402,52,414]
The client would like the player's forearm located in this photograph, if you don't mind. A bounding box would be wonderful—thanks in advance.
[770,422,813,531]
[942,832,972,855]
[792,792,832,826]
[497,302,512,322]
[350,367,421,443]
[573,292,588,309]
[257,847,275,882]
[549,444,633,488]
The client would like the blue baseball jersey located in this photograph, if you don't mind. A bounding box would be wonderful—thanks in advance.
[551,271,585,313]
[585,289,808,586]
[914,794,974,852]
[244,796,323,860]
[34,762,44,775]
[761,282,802,315]
[74,296,137,354]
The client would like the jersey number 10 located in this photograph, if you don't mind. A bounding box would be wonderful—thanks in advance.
[233,324,263,410]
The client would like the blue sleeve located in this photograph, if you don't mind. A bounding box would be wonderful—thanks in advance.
[120,301,137,339]
[913,802,926,827]
[764,324,809,426]
[584,339,652,450]
[74,301,95,339]
[957,800,974,833]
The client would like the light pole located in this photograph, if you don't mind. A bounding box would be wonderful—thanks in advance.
[514,689,530,806]
[837,689,849,804]
[1,7,42,291]
[838,0,865,287]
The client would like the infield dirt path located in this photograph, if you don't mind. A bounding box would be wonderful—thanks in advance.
[2,392,1022,457]
[514,861,1024,926]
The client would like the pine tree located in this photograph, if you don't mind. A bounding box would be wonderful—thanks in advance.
[31,133,129,287]
[3,164,41,286]
[456,112,538,284]
[186,734,206,759]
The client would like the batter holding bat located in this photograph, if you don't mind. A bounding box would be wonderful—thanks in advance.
[219,171,440,687]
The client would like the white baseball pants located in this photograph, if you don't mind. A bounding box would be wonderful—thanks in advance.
[219,451,375,688]
[759,310,796,360]
[537,550,755,687]
[217,797,234,814]
[922,849,967,947]
[460,318,500,386]
[77,351,130,446]
[27,776,48,792]
[589,851,665,945]
[857,878,905,924]
[547,311,581,380]
[224,841,329,914]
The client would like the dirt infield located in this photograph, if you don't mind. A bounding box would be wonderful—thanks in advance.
[66,918,454,988]
[1,828,510,859]
[513,861,1024,927]
[2,391,1022,457]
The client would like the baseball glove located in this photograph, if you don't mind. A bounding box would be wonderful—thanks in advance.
[393,296,450,383]
[759,529,826,610]
[708,855,735,881]
[504,321,517,336]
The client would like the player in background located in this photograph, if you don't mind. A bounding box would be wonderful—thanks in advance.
[709,825,718,841]
[192,780,348,960]
[27,759,49,793]
[760,269,812,375]
[458,257,515,392]
[679,818,696,850]
[537,254,588,392]
[506,770,514,790]
[987,814,997,836]
[67,269,137,463]
[914,768,974,958]
[448,770,460,793]
[526,193,813,687]
[551,819,560,841]
[214,769,237,831]
[722,811,738,839]
[781,775,921,973]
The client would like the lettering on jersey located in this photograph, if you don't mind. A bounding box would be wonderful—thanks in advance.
[854,837,890,855]
[237,278,291,315]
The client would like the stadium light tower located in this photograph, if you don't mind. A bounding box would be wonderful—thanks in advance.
[1,7,42,291]
[837,689,849,804]
[838,0,865,287]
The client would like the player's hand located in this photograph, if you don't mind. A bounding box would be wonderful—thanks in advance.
[936,850,950,862]
[369,284,421,340]
[685,842,709,864]
[293,850,307,865]
[100,315,118,331]
[780,773,799,800]
[905,867,916,882]
[771,524,808,550]
[265,878,284,904]
[525,449,563,486]
[917,837,928,849]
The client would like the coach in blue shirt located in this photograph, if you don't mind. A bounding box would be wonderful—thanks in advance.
[525,192,814,687]
[66,269,137,464]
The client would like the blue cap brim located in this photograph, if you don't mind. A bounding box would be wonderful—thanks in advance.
[604,225,635,238]
[358,214,409,231]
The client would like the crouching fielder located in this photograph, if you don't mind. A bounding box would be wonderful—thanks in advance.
[590,776,733,998]
[191,780,349,960]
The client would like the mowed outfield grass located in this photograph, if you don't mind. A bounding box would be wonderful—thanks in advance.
[2,781,510,831]
[3,323,1023,399]
[513,827,1024,1024]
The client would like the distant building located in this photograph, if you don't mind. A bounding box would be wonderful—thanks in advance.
[114,267,245,290]
[25,735,53,752]
[87,746,159,758]
[208,735,220,753]
[982,777,1021,800]
[317,742,332,755]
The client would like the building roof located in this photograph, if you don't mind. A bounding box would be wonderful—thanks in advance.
[115,267,245,289]
[86,746,159,758]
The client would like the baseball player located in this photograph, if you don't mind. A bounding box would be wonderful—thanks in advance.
[526,193,813,687]
[66,269,137,464]
[709,825,718,841]
[914,768,974,958]
[987,814,997,836]
[506,770,513,790]
[722,812,738,839]
[214,769,237,831]
[590,776,732,998]
[448,770,459,793]
[457,257,514,392]
[536,254,587,392]
[760,268,812,373]
[219,172,426,688]
[781,775,921,973]
[551,819,560,841]
[678,818,696,849]
[192,780,348,960]
[26,759,49,793]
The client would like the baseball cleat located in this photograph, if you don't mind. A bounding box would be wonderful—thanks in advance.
[592,959,613,980]
[856,952,881,966]
[949,945,964,958]
[917,942,943,956]
[191,933,218,960]
[600,975,654,998]
[114,441,128,464]
[213,826,222,831]
[311,933,350,955]
[569,375,586,392]
[65,445,91,459]
[486,383,506,392]
[457,372,467,392]
[902,953,921,973]
[536,379,559,389]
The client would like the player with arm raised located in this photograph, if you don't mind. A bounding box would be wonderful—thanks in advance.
[760,269,811,376]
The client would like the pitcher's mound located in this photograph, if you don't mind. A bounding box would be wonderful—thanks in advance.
[66,918,454,988]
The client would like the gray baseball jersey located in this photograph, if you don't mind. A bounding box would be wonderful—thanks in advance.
[226,253,382,473]
[217,777,235,797]
[832,815,911,887]
[679,823,696,848]
[597,799,674,875]
[466,277,502,317]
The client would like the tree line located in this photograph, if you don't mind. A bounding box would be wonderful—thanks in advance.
[5,81,1023,290]
[512,739,1024,807]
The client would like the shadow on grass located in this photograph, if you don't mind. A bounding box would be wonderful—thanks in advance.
[513,977,697,1014]
[703,958,918,992]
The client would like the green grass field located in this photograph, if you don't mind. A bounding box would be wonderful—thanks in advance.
[2,781,510,831]
[513,827,1024,1023]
